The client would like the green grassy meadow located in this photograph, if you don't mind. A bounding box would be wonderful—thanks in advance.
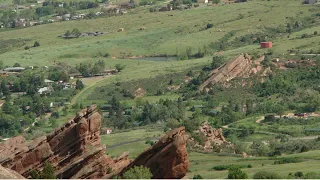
[98,126,320,178]
[0,0,318,66]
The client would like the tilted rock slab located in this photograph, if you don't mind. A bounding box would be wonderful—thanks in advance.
[119,127,189,179]
[0,105,189,179]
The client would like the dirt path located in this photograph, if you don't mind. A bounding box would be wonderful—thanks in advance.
[255,116,264,124]
[290,136,319,141]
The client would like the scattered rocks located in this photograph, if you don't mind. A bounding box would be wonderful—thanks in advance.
[188,121,235,153]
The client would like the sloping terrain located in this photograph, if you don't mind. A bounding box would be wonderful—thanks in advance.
[0,105,189,179]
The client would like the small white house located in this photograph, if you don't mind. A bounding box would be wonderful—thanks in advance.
[102,128,112,135]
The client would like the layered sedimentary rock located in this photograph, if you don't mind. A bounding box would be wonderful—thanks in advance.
[0,105,189,179]
[0,105,116,179]
[0,165,25,179]
[119,127,189,179]
[200,54,253,91]
[189,121,234,153]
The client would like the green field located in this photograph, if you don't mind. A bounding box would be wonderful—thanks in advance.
[187,151,320,179]
[101,126,164,158]
[0,0,319,66]
[98,126,320,179]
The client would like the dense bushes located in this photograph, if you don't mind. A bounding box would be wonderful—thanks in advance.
[253,171,282,179]
[213,164,252,171]
[273,157,301,164]
[227,167,248,179]
[122,166,152,179]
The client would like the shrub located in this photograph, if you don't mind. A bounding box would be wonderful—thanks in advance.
[24,46,30,50]
[253,171,282,179]
[145,140,155,146]
[104,52,110,58]
[212,56,225,69]
[34,41,40,47]
[193,174,203,179]
[227,167,248,179]
[207,23,213,29]
[314,31,318,36]
[13,62,21,67]
[122,166,152,179]
[213,164,251,171]
[274,157,301,164]
[294,172,304,178]
[115,64,125,72]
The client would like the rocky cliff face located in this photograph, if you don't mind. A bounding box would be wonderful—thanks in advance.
[0,105,189,179]
[188,122,234,153]
[200,54,264,91]
[0,165,25,179]
[119,127,189,179]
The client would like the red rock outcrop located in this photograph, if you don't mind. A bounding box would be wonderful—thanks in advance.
[119,127,189,179]
[0,105,189,179]
[200,54,266,91]
[0,165,25,179]
[188,121,234,153]
[0,105,122,179]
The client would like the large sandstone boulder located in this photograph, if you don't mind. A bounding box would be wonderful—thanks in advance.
[119,127,189,179]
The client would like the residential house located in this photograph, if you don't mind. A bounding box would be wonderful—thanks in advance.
[44,79,54,85]
[15,19,27,27]
[38,86,54,95]
[120,2,134,9]
[63,14,71,21]
[304,0,317,4]
[101,128,112,135]
[197,0,208,3]
[58,3,64,7]
[4,67,25,72]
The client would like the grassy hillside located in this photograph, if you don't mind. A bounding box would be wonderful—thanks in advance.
[0,0,318,66]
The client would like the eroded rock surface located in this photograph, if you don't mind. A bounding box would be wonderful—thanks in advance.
[200,54,266,91]
[189,122,234,153]
[0,105,114,179]
[119,127,189,179]
[0,165,25,179]
[0,105,189,179]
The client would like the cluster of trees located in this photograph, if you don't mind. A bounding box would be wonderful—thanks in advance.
[176,46,211,60]
[105,96,185,129]
[63,28,82,38]
[76,60,105,77]
[0,65,78,137]
[35,0,99,17]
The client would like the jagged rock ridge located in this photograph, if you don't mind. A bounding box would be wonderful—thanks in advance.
[0,105,189,179]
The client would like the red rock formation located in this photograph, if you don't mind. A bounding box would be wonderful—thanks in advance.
[0,165,25,179]
[119,127,189,179]
[200,54,268,91]
[0,105,113,179]
[189,122,234,153]
[0,105,189,179]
